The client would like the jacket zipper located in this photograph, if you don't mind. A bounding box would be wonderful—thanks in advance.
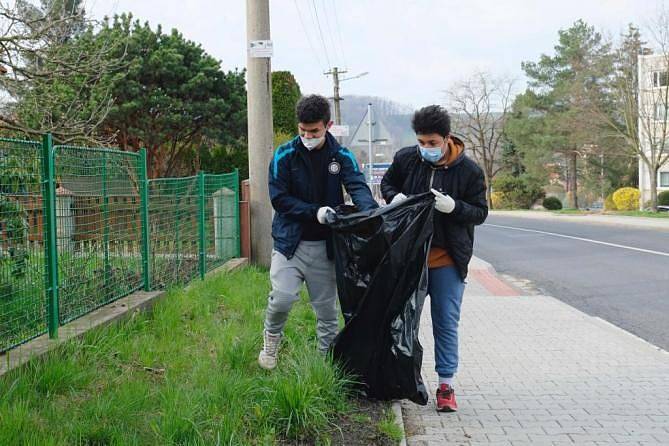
[429,169,435,190]
[299,150,316,203]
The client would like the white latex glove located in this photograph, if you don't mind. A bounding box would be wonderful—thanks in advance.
[431,188,456,214]
[316,206,335,224]
[391,193,407,204]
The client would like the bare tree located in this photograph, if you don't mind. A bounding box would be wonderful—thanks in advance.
[447,72,516,207]
[0,0,125,144]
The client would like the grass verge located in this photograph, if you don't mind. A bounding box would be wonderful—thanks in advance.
[607,210,669,218]
[0,266,400,445]
[501,208,669,218]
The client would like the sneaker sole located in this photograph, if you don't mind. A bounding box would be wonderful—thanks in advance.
[436,405,457,413]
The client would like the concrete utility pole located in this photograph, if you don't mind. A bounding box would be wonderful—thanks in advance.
[246,0,273,267]
[325,67,347,126]
[325,69,369,143]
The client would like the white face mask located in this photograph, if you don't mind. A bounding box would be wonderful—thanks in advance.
[300,135,325,150]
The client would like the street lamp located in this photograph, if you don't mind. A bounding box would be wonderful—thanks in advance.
[340,71,369,82]
[357,103,388,187]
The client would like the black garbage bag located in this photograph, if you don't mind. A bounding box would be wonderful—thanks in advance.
[328,193,434,405]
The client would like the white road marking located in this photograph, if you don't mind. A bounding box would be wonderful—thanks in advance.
[484,223,669,257]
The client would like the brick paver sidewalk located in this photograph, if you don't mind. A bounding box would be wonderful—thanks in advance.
[401,258,669,445]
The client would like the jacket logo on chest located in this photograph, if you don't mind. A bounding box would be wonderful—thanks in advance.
[328,161,341,175]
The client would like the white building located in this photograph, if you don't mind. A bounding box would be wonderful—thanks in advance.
[638,54,669,206]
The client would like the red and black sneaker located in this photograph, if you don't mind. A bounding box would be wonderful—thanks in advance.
[436,384,458,412]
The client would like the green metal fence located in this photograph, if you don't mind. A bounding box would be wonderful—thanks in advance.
[147,170,240,289]
[0,138,48,350]
[0,136,240,352]
[55,145,145,324]
[148,176,200,288]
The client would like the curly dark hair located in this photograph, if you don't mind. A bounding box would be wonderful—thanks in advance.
[411,105,451,137]
[296,94,331,124]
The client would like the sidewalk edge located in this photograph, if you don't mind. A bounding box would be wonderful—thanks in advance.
[591,316,669,356]
[469,256,494,272]
[489,210,669,231]
[472,256,669,355]
[391,400,407,446]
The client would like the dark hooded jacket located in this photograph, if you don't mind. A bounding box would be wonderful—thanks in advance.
[380,136,488,279]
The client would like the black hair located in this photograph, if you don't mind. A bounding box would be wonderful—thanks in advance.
[296,94,331,124]
[411,105,451,137]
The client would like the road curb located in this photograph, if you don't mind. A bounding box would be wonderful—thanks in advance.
[591,316,669,355]
[469,255,495,272]
[391,400,407,446]
[489,210,669,232]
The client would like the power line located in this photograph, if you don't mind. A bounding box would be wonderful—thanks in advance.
[347,107,369,147]
[321,0,343,69]
[310,0,332,70]
[293,0,326,73]
[329,0,348,70]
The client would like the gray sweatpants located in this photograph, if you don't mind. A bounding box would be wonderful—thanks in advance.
[264,240,339,353]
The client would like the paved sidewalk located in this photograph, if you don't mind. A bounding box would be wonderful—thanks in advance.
[401,258,669,445]
[490,210,669,232]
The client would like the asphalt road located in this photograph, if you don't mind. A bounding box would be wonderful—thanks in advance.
[475,214,669,351]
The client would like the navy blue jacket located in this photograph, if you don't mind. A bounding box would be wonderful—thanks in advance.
[268,132,378,259]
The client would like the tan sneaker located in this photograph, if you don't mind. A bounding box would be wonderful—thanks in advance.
[258,330,282,370]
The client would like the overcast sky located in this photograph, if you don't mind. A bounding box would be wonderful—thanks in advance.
[88,0,659,109]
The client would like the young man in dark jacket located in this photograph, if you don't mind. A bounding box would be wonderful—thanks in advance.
[381,105,488,412]
[258,94,378,370]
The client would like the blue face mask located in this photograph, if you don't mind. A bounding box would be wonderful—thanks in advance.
[419,145,444,164]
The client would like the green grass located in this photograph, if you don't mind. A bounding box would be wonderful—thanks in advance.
[377,408,404,442]
[553,209,669,218]
[508,208,669,218]
[551,209,590,215]
[0,267,378,445]
[607,210,669,218]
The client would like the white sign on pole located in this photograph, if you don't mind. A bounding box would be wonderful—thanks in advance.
[248,40,273,58]
[329,125,349,137]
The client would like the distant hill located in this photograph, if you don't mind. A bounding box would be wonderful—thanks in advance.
[336,95,416,163]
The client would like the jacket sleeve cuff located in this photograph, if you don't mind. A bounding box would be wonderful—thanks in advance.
[310,204,320,221]
[453,199,464,215]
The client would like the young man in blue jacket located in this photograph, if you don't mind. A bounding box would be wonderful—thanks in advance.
[259,94,378,370]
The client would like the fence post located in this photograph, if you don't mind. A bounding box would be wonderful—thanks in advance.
[234,168,241,258]
[174,182,181,273]
[102,152,111,290]
[138,149,151,291]
[198,171,206,279]
[41,133,59,339]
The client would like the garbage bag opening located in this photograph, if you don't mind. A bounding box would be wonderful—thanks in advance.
[329,192,434,405]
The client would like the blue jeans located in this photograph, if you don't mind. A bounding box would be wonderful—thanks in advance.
[428,266,465,379]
